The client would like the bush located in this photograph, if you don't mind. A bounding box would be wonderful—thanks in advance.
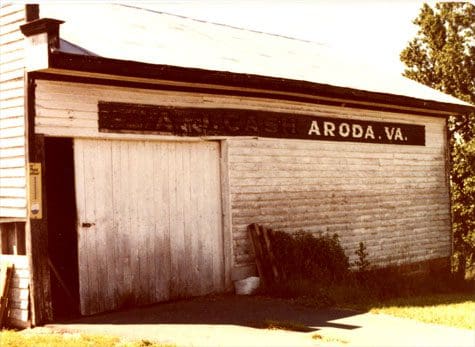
[271,230,350,286]
[262,227,474,308]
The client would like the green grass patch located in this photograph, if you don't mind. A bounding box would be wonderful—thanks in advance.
[258,226,474,331]
[0,330,175,347]
[362,293,475,330]
[282,275,475,329]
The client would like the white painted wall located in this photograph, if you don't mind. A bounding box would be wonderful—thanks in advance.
[227,136,450,269]
[0,4,27,218]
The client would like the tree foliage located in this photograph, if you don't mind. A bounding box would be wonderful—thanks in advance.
[400,2,475,276]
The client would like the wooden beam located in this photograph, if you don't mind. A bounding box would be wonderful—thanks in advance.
[25,135,53,325]
[24,74,53,325]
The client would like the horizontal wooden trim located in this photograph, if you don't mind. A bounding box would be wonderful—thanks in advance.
[0,218,26,223]
[0,213,27,219]
[31,71,456,120]
[43,51,473,116]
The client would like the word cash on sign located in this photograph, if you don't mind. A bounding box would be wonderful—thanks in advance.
[98,102,425,146]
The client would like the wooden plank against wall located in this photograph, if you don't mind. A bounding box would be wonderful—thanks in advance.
[0,262,14,327]
[1,254,30,328]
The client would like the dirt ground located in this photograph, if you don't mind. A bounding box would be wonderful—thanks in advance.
[35,294,474,347]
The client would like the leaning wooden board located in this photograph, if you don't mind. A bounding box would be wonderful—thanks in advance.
[0,262,14,327]
[0,255,30,328]
[247,223,285,287]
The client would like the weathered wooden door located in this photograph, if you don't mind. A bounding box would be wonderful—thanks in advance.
[74,139,224,315]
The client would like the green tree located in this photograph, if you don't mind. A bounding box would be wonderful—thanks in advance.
[400,2,475,277]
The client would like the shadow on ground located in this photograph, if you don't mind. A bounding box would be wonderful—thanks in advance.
[57,295,361,333]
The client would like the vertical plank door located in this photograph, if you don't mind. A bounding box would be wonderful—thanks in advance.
[74,139,224,315]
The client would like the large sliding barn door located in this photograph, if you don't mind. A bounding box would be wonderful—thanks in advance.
[74,139,224,315]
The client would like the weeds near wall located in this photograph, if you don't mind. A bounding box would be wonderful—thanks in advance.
[264,230,349,299]
[354,242,370,272]
[259,229,474,309]
[272,230,349,285]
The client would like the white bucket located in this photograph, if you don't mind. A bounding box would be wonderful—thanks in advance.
[234,276,260,295]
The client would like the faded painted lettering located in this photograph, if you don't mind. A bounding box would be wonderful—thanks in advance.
[98,102,425,146]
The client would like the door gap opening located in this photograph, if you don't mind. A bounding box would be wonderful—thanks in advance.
[45,137,80,319]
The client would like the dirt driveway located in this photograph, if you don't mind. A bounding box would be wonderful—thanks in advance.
[38,294,473,347]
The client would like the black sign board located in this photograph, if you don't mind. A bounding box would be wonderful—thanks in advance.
[98,102,425,146]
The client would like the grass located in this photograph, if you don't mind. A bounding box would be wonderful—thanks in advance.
[266,268,475,330]
[0,330,175,347]
[360,292,475,330]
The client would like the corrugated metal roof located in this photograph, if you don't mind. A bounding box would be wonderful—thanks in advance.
[40,3,471,108]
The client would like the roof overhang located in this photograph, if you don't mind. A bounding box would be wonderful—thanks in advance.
[21,18,475,118]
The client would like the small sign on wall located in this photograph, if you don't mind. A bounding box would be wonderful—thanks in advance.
[28,163,42,219]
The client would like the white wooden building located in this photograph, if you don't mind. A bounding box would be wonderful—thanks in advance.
[0,3,473,326]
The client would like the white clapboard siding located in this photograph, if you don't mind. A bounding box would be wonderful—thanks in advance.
[74,139,224,315]
[0,4,26,219]
[35,79,451,269]
[227,134,450,268]
[0,254,30,328]
[36,79,443,144]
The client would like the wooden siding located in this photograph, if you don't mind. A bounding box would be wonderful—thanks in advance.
[35,79,451,271]
[227,134,450,268]
[0,4,26,218]
[74,139,224,315]
[0,255,29,328]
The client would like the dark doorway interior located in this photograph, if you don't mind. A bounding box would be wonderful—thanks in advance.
[45,137,80,319]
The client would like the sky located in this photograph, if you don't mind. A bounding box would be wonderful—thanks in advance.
[124,0,436,75]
